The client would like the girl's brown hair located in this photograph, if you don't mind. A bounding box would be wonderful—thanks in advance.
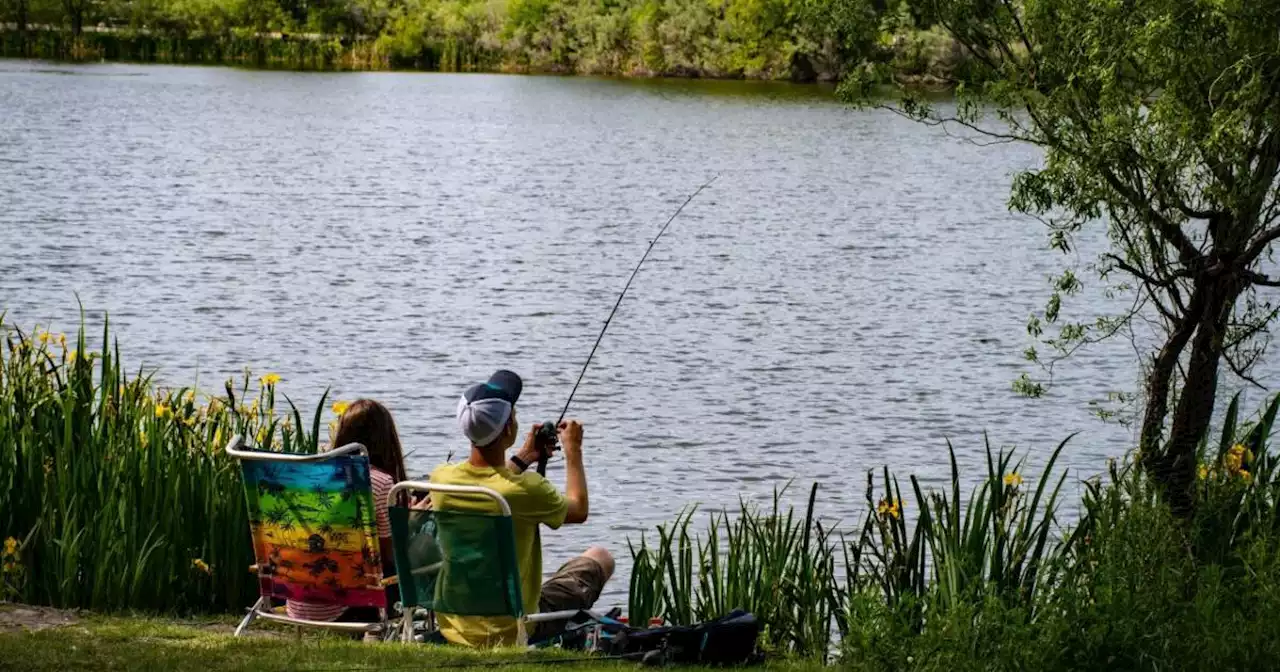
[331,399,408,484]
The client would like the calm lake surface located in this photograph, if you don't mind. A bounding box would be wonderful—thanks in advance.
[4,59,1263,602]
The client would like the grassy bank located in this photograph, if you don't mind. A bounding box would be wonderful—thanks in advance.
[0,610,613,671]
[0,608,836,670]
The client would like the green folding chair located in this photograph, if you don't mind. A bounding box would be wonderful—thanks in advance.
[385,481,579,645]
[227,435,402,639]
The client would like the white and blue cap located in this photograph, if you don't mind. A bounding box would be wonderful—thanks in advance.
[456,370,523,446]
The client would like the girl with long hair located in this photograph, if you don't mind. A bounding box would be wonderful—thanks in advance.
[286,399,407,625]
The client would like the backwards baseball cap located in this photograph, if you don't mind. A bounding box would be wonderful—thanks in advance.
[456,370,524,446]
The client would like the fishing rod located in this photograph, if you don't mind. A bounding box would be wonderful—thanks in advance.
[533,175,720,476]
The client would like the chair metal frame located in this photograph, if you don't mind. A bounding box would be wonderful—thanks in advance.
[227,435,399,639]
[387,481,579,644]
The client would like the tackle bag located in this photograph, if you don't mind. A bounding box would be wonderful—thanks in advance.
[551,609,762,666]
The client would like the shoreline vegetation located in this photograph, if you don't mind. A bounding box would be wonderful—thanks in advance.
[6,316,1280,668]
[0,0,969,83]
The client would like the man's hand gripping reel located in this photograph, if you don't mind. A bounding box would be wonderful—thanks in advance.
[534,421,560,476]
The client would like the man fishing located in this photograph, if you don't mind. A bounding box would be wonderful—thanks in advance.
[425,178,715,647]
[429,369,615,647]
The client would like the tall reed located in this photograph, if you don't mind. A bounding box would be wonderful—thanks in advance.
[628,438,1077,658]
[628,484,842,658]
[859,436,1075,619]
[0,314,328,612]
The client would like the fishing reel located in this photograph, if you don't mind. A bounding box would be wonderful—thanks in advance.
[533,421,561,474]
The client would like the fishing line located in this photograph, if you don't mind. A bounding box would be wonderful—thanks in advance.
[535,174,720,474]
[554,174,720,426]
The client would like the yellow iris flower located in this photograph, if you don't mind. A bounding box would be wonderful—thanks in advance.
[877,498,901,520]
[332,401,350,416]
[1224,444,1250,475]
[260,373,281,386]
[1004,473,1024,487]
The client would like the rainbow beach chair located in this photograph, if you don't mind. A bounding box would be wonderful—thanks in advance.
[227,436,401,638]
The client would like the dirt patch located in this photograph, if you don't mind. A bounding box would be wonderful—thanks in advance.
[0,603,80,633]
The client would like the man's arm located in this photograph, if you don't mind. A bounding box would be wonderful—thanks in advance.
[559,420,589,524]
[508,429,542,474]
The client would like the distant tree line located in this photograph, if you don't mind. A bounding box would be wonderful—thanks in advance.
[0,0,970,80]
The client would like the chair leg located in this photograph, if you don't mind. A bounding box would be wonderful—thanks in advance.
[400,610,415,643]
[374,608,388,643]
[233,597,267,637]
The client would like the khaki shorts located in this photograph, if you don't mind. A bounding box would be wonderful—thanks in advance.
[532,555,608,640]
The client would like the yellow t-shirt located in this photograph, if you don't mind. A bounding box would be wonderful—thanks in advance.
[428,461,567,647]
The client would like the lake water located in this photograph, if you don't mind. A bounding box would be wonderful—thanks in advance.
[3,60,1256,603]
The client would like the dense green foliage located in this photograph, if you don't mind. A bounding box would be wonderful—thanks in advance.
[628,396,1280,666]
[0,0,966,79]
[0,315,330,612]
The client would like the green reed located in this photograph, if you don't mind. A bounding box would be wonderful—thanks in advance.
[628,484,843,657]
[854,435,1076,630]
[628,437,1078,658]
[0,314,331,612]
[1185,392,1280,564]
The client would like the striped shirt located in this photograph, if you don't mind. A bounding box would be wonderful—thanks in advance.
[286,467,395,622]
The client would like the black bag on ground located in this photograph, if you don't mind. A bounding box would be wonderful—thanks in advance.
[607,609,762,665]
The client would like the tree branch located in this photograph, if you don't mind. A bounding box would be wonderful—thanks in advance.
[1103,253,1186,289]
[1095,166,1203,265]
[1242,270,1280,287]
[1033,89,1204,266]
[1224,347,1268,390]
[1242,224,1280,266]
[998,0,1038,77]
[874,105,1038,145]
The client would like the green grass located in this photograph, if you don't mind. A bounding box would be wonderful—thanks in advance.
[0,611,828,671]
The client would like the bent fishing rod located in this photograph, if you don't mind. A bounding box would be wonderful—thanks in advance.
[533,175,719,475]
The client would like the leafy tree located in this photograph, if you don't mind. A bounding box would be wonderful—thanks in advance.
[844,0,1280,519]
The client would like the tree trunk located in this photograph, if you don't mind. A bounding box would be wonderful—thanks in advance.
[1146,270,1233,522]
[66,0,83,36]
[1139,286,1204,477]
[16,0,28,56]
[1160,274,1240,519]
